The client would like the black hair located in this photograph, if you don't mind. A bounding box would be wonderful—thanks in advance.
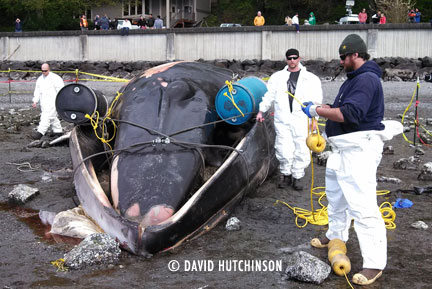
[357,52,370,60]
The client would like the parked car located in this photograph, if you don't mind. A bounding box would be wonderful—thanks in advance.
[116,19,140,30]
[220,23,242,27]
[338,14,360,24]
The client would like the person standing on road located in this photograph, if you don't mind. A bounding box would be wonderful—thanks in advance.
[154,15,163,29]
[358,8,368,24]
[301,34,401,286]
[80,15,88,31]
[254,11,265,26]
[31,63,64,140]
[308,12,316,25]
[379,13,387,24]
[15,18,22,32]
[415,8,421,23]
[147,14,155,28]
[100,14,110,30]
[256,48,323,191]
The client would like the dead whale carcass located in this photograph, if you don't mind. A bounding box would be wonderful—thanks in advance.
[55,62,277,256]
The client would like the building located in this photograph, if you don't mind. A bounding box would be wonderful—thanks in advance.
[91,0,214,28]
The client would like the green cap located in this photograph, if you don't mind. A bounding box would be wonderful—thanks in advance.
[339,34,367,55]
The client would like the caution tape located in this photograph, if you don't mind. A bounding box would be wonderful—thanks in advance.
[0,68,129,82]
[0,68,130,99]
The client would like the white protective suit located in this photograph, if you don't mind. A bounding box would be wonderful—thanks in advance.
[325,120,403,269]
[259,64,322,179]
[32,72,64,135]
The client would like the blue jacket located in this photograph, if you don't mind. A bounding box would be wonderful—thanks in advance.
[325,61,384,137]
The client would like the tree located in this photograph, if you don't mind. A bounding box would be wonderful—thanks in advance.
[374,0,416,23]
[0,0,116,31]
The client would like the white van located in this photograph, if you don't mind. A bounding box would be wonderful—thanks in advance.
[338,14,360,24]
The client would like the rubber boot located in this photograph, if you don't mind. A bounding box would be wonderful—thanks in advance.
[278,175,292,188]
[31,131,43,140]
[292,178,303,191]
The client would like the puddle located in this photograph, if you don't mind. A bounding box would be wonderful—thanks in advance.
[0,202,81,246]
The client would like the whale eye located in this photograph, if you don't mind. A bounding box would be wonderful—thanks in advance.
[165,81,194,101]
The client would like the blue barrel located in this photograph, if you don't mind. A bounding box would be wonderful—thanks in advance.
[215,77,267,125]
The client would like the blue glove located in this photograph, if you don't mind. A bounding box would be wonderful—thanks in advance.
[302,101,315,118]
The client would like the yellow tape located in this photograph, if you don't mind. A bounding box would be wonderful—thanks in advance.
[0,69,129,83]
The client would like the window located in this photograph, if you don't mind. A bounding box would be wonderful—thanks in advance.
[145,0,150,15]
[123,1,129,16]
[137,1,142,15]
[184,5,192,14]
[123,0,147,16]
[130,1,136,15]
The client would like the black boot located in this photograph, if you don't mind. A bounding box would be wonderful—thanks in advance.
[278,175,292,188]
[31,131,43,140]
[292,178,303,191]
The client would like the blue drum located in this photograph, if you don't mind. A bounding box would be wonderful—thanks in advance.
[215,77,267,125]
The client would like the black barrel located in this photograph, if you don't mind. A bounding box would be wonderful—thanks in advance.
[56,83,108,124]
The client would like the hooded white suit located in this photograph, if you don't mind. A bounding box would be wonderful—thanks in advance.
[259,64,322,179]
[32,72,64,135]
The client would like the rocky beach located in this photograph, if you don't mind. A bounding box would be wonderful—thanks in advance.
[0,65,432,288]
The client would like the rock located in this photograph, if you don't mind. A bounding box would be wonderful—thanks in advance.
[403,126,411,132]
[411,221,428,230]
[259,60,274,72]
[108,61,123,72]
[225,216,241,231]
[8,184,39,204]
[244,64,259,72]
[418,133,432,144]
[228,61,243,72]
[415,148,425,155]
[377,176,402,184]
[383,146,394,155]
[418,67,432,79]
[418,162,432,180]
[241,59,256,66]
[385,68,414,81]
[426,118,432,126]
[284,251,331,284]
[394,63,418,70]
[64,233,121,270]
[393,156,420,170]
[420,56,432,67]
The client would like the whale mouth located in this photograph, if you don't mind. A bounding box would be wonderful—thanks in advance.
[58,62,276,255]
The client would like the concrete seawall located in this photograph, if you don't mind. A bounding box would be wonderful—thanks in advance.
[1,23,431,62]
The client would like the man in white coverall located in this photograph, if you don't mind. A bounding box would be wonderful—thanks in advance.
[31,63,64,140]
[302,34,402,285]
[256,48,322,190]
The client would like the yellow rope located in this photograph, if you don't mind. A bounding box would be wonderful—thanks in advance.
[276,118,397,230]
[84,91,122,153]
[51,258,68,272]
[344,271,355,289]
[223,80,245,117]
[286,91,306,108]
[401,82,417,144]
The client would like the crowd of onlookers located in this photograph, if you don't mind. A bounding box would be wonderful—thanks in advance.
[253,8,427,28]
[13,8,430,33]
[12,13,164,33]
[80,13,164,33]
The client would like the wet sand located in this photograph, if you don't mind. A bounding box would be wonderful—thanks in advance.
[0,81,432,288]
